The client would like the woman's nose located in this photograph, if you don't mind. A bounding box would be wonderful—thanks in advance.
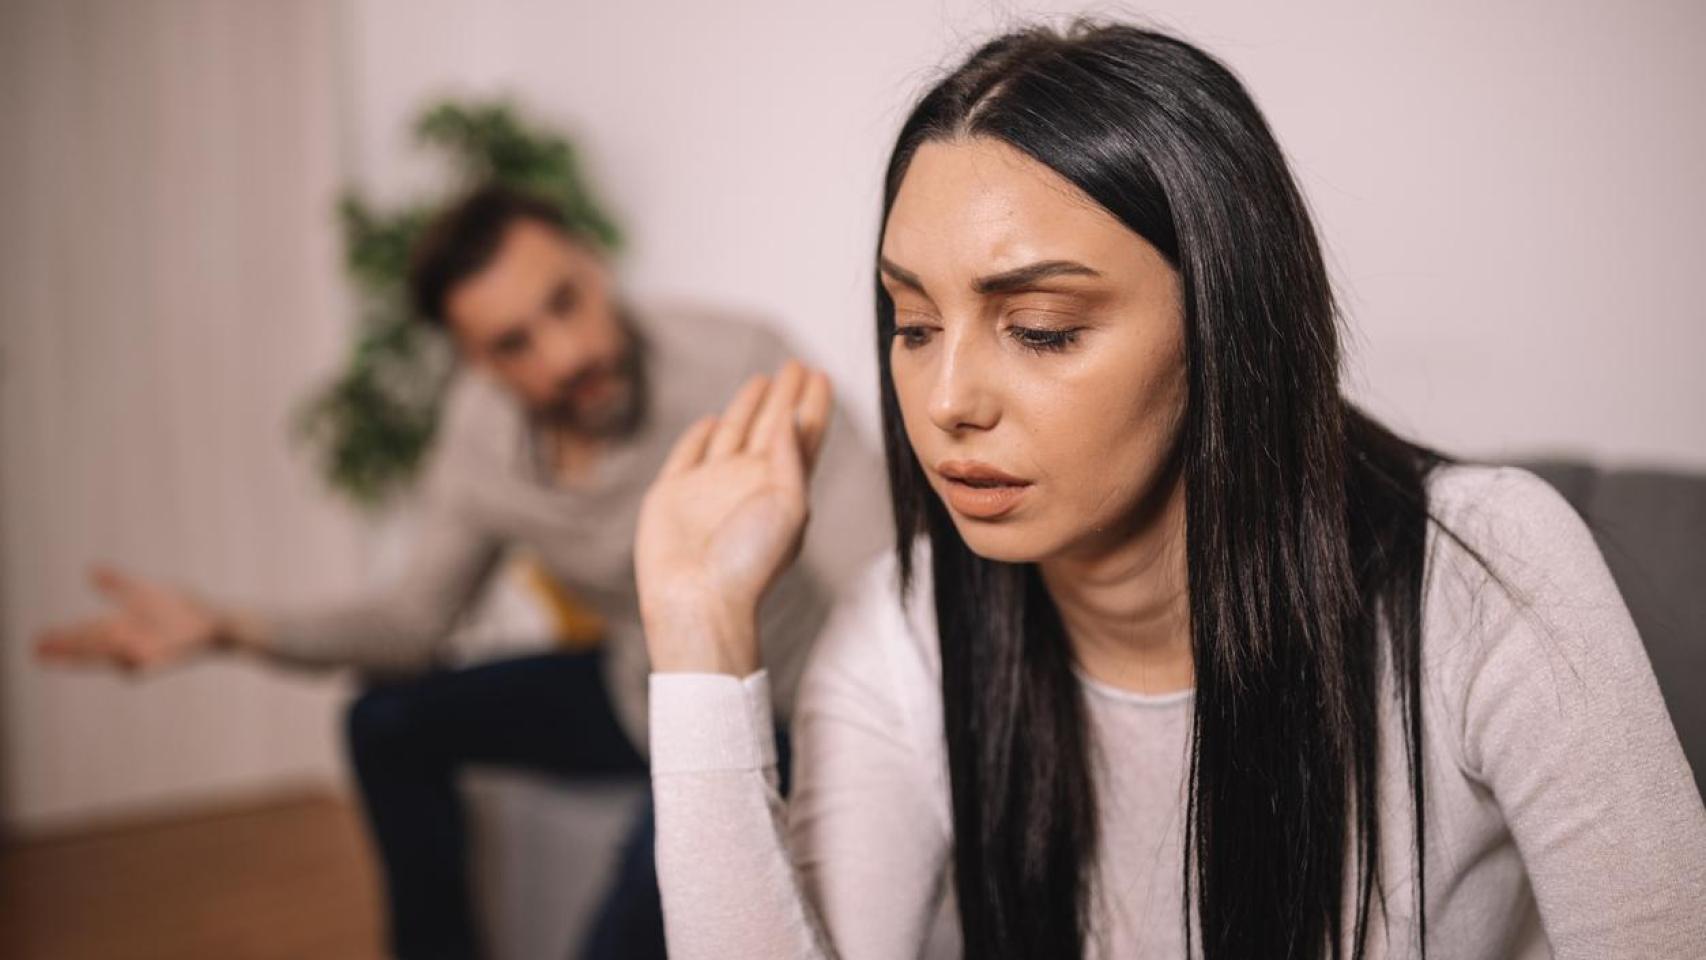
[926,329,1000,434]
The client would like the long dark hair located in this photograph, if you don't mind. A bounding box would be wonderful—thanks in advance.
[875,22,1446,958]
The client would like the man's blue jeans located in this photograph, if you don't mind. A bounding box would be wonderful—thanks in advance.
[345,649,793,960]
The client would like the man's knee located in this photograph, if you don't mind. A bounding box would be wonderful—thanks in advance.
[345,685,424,772]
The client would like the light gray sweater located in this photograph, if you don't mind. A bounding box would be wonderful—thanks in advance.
[260,301,893,751]
[649,464,1706,958]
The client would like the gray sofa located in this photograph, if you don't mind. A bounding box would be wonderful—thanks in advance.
[465,460,1705,958]
[466,771,650,959]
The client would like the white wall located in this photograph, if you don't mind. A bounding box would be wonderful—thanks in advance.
[0,0,360,830]
[347,0,1705,466]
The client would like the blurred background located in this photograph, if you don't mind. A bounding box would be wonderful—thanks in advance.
[1,0,1702,957]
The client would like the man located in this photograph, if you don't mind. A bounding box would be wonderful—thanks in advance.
[35,186,892,959]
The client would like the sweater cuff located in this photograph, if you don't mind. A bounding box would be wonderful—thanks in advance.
[248,607,330,666]
[649,669,777,774]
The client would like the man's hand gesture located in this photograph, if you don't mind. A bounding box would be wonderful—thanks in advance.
[35,566,225,673]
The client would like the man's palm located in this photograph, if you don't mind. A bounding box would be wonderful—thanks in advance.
[35,567,216,671]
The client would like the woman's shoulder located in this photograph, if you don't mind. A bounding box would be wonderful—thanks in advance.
[1416,462,1652,767]
[1420,461,1612,612]
[1424,462,1590,552]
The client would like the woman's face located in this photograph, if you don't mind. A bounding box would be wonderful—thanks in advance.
[882,136,1187,564]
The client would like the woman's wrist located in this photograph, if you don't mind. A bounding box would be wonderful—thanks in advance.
[642,597,760,676]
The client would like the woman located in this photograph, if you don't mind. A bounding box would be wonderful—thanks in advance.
[633,21,1706,959]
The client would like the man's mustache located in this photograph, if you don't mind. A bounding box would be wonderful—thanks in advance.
[542,352,638,412]
[551,361,626,406]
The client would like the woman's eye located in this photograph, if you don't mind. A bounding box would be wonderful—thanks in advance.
[1008,325,1081,353]
[893,325,935,349]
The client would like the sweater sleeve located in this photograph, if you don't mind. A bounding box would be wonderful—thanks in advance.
[649,570,952,960]
[1433,467,1706,957]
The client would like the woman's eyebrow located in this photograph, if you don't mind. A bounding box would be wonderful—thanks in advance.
[879,257,927,293]
[879,257,1103,296]
[973,259,1101,294]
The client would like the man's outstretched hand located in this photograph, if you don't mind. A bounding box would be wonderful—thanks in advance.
[35,566,229,673]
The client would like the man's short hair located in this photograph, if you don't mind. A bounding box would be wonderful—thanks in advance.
[409,185,576,327]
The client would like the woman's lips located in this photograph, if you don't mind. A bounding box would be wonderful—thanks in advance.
[937,460,1032,520]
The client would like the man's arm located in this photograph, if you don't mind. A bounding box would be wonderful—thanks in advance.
[36,506,498,675]
[37,375,504,675]
[252,476,501,671]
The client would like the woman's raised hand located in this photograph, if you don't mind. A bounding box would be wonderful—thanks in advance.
[635,360,833,675]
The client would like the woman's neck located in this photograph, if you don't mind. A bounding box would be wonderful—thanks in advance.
[1039,468,1193,696]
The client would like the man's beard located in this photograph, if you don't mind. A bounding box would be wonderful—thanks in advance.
[532,310,650,441]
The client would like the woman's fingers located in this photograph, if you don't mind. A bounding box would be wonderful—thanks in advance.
[762,363,834,492]
[767,390,805,485]
[796,369,832,473]
[747,360,807,456]
[705,374,771,459]
[659,415,719,479]
[672,360,828,483]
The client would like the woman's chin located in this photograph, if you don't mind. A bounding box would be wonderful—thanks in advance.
[950,518,1057,565]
